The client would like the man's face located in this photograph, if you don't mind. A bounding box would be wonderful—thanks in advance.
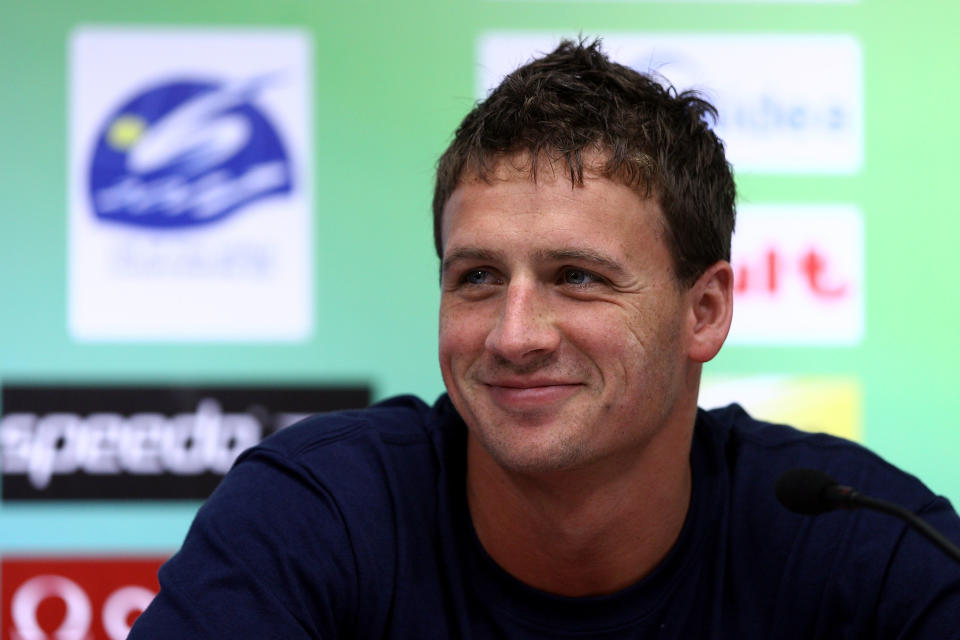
[438,159,700,474]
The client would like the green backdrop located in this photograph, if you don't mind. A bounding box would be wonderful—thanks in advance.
[1,0,958,553]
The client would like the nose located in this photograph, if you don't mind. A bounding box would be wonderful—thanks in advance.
[484,279,561,363]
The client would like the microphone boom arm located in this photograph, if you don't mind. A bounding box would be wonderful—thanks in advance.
[830,486,960,565]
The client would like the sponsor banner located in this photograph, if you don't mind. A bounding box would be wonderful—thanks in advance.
[477,33,862,173]
[68,28,314,341]
[729,204,864,345]
[1,555,165,640]
[0,384,369,501]
[700,375,862,441]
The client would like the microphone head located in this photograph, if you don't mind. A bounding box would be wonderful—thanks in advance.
[775,468,840,515]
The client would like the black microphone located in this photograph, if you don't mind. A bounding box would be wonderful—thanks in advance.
[775,468,960,564]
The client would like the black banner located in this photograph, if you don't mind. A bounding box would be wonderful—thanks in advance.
[0,383,370,501]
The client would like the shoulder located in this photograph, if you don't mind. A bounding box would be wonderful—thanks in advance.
[693,404,960,636]
[251,394,440,458]
[697,403,939,510]
[230,394,459,485]
[226,393,462,525]
[135,394,463,638]
[207,392,453,539]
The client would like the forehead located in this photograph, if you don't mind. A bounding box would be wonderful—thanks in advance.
[440,159,669,264]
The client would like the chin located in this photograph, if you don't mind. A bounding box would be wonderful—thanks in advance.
[472,425,591,474]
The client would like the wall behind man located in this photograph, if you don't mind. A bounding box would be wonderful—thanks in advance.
[0,0,958,633]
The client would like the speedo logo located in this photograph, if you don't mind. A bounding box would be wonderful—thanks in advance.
[0,383,370,501]
[88,76,292,228]
[1,399,263,492]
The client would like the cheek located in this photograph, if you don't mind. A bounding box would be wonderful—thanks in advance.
[438,302,487,366]
[559,306,664,393]
[562,306,646,356]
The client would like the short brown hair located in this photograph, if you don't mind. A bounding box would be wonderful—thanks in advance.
[433,38,735,285]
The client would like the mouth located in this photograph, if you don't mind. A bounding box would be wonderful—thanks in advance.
[482,380,583,410]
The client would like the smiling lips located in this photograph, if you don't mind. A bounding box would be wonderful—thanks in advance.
[483,379,583,410]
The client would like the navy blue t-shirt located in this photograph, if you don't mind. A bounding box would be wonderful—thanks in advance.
[129,395,960,638]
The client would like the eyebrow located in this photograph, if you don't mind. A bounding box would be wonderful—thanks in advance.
[535,248,628,277]
[441,246,626,278]
[440,247,507,276]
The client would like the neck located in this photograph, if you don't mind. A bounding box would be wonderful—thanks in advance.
[466,410,696,598]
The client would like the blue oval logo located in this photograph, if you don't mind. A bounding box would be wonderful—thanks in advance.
[89,77,292,228]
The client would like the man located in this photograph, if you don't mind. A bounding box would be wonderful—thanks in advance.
[130,39,960,638]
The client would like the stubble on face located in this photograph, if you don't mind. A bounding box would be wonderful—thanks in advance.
[438,159,694,478]
[460,350,599,473]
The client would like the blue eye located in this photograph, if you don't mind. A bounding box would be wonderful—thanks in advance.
[562,269,594,286]
[465,269,491,285]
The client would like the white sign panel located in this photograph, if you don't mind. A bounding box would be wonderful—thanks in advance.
[477,33,862,174]
[69,28,313,341]
[728,204,864,345]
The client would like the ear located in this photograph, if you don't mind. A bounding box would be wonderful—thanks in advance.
[686,260,734,363]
